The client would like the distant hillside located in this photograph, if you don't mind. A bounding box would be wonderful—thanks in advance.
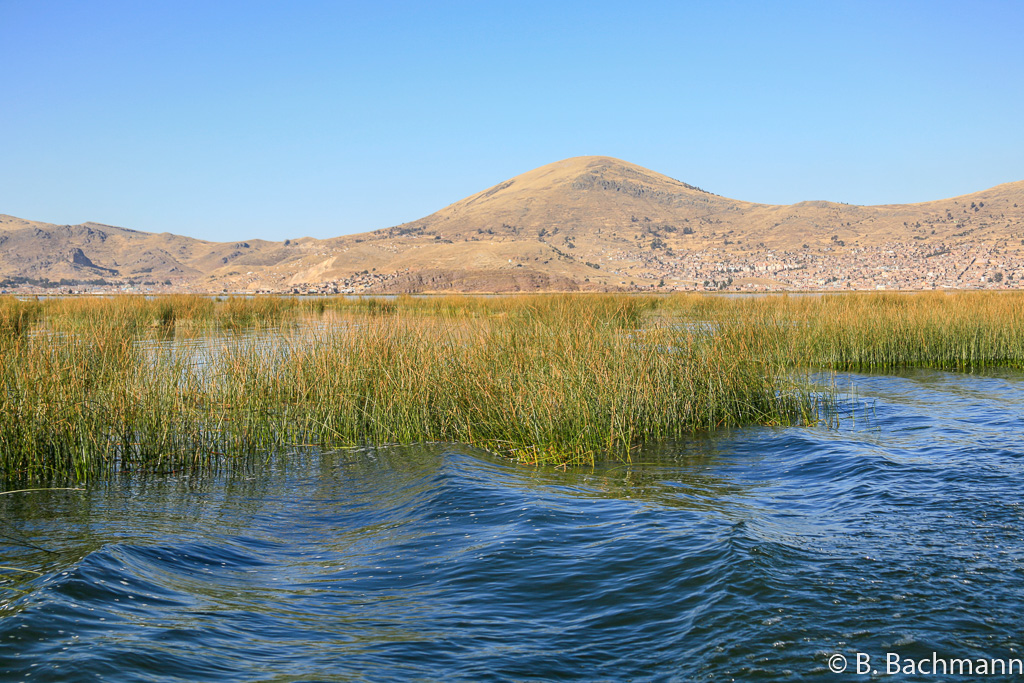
[4,156,1024,292]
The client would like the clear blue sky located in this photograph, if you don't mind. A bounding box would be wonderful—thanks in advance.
[2,0,1022,241]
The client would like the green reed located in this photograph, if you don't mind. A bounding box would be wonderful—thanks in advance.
[0,298,42,342]
[682,291,1024,371]
[3,291,1022,481]
[0,294,819,479]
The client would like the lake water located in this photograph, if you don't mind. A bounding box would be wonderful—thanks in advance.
[2,369,1023,681]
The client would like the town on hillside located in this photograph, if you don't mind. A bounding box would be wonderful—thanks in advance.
[2,241,1020,295]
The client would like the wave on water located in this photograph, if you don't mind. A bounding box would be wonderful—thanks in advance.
[2,369,1024,681]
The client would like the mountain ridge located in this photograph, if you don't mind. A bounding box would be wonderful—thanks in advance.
[3,156,1023,292]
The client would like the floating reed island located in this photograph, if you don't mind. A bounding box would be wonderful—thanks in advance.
[2,292,1023,481]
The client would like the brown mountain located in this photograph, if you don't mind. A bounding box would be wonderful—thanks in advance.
[3,156,1023,292]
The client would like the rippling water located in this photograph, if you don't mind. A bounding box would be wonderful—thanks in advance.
[2,369,1023,681]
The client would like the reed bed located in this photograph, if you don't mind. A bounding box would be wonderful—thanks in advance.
[2,291,1021,481]
[656,291,1024,371]
[793,292,1024,370]
[0,298,41,342]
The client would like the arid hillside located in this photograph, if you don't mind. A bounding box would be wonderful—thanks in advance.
[4,156,1024,293]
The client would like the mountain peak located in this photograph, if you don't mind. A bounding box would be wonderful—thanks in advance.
[512,155,678,181]
[418,156,727,234]
[4,157,1024,294]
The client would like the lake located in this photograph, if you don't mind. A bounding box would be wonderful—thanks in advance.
[2,368,1023,681]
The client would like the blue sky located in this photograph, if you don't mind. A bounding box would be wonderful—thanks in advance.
[2,0,1022,241]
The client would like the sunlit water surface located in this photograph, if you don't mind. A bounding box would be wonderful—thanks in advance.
[2,369,1023,681]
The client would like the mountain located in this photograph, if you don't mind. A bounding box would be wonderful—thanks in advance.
[4,156,1024,293]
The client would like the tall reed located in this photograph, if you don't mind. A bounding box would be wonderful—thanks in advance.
[661,292,1024,371]
[3,291,1022,482]
[0,297,41,343]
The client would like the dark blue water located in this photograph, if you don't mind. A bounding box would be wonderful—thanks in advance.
[3,369,1024,681]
